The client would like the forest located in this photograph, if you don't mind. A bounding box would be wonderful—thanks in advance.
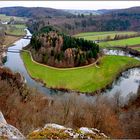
[27,6,140,35]
[29,26,99,68]
[1,6,140,35]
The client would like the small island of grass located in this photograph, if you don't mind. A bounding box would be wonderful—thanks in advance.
[21,51,140,93]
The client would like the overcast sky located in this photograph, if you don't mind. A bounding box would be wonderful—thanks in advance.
[0,1,140,10]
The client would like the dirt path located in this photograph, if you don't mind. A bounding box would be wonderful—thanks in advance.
[22,50,101,70]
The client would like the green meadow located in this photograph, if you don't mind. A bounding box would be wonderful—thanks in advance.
[74,31,137,41]
[99,36,140,48]
[21,51,140,93]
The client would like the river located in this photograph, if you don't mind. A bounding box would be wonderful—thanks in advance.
[4,29,60,95]
[3,29,140,103]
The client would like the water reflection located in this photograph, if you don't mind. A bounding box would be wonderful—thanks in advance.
[103,48,140,61]
[3,30,140,103]
[104,68,140,99]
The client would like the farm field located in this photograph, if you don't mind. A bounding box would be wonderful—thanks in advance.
[5,24,26,36]
[74,31,137,41]
[21,51,140,93]
[0,14,27,36]
[99,36,140,48]
[0,14,27,22]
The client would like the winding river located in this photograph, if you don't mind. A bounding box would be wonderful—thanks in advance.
[3,29,140,102]
[4,29,59,95]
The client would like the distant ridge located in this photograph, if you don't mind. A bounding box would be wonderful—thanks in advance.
[0,6,72,18]
[1,6,140,18]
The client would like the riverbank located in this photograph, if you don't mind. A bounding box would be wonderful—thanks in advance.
[104,46,140,56]
[21,51,140,94]
[0,35,24,65]
[4,35,23,47]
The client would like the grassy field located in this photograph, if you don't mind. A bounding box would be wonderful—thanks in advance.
[5,24,26,36]
[0,14,27,22]
[11,24,26,28]
[99,36,140,48]
[132,47,140,51]
[0,14,27,36]
[21,51,140,93]
[74,31,137,41]
[3,35,21,47]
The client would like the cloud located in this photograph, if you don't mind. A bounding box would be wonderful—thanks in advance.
[0,1,140,10]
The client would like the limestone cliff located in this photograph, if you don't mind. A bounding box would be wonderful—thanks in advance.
[28,123,108,139]
[0,111,25,139]
[0,111,108,139]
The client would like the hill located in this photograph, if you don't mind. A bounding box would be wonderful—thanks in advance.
[27,26,100,68]
[2,6,140,35]
[0,7,72,18]
[64,9,100,15]
[108,6,140,15]
[27,6,140,35]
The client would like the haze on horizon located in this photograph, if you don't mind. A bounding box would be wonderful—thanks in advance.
[0,1,140,10]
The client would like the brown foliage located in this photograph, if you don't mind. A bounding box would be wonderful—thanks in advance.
[0,67,49,135]
[0,68,140,138]
[45,94,124,138]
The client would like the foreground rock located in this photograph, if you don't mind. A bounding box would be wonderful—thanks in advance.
[0,112,108,139]
[0,111,25,139]
[28,123,108,139]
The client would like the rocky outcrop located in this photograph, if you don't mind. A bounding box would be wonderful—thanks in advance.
[0,111,108,139]
[0,111,25,139]
[28,123,108,139]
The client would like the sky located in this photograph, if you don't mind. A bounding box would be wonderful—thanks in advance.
[0,1,140,10]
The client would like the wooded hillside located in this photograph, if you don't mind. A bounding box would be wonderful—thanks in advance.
[28,26,99,68]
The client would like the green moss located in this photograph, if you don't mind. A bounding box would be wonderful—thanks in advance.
[28,128,69,139]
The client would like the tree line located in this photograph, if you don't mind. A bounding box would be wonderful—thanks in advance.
[30,26,99,68]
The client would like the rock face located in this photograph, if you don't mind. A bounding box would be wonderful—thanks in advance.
[28,123,108,139]
[0,111,25,139]
[0,112,108,139]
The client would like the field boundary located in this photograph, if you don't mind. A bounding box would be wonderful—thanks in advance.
[21,50,101,70]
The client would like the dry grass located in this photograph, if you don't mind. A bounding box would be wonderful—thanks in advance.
[0,68,140,139]
[3,35,21,48]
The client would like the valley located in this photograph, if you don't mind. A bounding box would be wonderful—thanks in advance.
[0,2,140,139]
